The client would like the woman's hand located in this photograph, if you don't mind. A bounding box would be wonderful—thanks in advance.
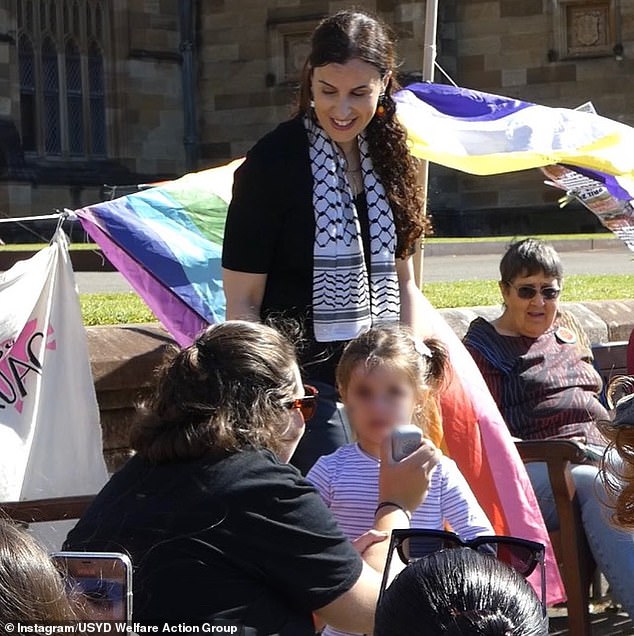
[378,435,441,514]
[351,529,389,555]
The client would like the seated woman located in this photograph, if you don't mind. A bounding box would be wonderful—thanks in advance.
[64,321,438,633]
[463,237,634,617]
[0,519,78,623]
[374,547,547,636]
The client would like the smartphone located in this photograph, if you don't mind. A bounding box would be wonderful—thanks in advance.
[391,424,423,462]
[51,551,133,623]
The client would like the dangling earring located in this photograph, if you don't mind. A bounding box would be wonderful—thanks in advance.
[310,99,315,108]
[375,94,387,118]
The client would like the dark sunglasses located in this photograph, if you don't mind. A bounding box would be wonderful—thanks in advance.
[284,384,318,421]
[378,529,546,616]
[505,281,561,301]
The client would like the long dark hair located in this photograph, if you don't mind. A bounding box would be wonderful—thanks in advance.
[297,10,429,257]
[375,548,547,636]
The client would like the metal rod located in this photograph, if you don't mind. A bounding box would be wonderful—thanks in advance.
[179,0,199,172]
[0,213,66,224]
[414,0,439,290]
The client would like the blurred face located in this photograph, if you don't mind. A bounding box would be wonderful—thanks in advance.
[311,59,388,151]
[341,362,422,448]
[500,271,562,338]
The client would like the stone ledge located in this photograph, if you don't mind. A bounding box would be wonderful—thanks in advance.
[439,300,634,344]
[85,303,634,471]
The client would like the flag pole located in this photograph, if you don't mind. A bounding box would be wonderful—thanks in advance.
[414,0,438,289]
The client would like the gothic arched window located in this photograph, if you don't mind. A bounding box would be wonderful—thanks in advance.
[17,0,111,158]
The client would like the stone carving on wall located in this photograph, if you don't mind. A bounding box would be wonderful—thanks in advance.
[556,0,616,58]
[267,19,320,85]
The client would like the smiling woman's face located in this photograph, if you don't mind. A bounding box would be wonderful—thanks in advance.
[500,271,562,338]
[310,58,387,152]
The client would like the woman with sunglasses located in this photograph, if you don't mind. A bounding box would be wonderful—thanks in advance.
[222,10,428,476]
[463,237,634,617]
[64,321,438,633]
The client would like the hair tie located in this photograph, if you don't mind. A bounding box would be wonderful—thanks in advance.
[413,338,432,359]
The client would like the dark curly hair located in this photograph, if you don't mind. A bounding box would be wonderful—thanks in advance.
[297,9,429,258]
[599,376,634,529]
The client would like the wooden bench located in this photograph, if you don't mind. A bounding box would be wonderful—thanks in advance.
[592,341,629,406]
[0,495,95,523]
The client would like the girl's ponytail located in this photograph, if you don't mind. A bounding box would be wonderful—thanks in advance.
[422,337,449,390]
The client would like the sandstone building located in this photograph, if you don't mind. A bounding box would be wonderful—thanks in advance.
[0,0,632,237]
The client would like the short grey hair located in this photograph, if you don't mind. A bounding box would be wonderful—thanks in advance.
[499,238,563,283]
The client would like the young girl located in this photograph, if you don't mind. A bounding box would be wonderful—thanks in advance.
[306,326,493,636]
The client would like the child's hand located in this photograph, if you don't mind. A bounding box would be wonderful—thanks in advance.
[351,529,389,555]
[378,435,440,514]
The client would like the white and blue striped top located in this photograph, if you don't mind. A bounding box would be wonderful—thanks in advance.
[306,442,494,636]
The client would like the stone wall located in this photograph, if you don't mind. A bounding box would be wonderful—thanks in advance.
[198,0,431,164]
[113,0,185,176]
[429,0,634,231]
[4,0,634,228]
[90,303,634,470]
[87,323,174,472]
[0,0,186,221]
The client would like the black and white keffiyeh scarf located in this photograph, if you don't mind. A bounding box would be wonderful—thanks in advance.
[304,116,400,342]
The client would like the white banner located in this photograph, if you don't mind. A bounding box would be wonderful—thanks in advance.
[0,231,107,511]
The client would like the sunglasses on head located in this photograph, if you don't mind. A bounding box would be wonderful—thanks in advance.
[378,529,546,616]
[505,281,561,301]
[284,384,318,421]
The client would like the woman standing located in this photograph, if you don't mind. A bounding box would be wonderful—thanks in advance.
[222,10,427,474]
[463,237,634,617]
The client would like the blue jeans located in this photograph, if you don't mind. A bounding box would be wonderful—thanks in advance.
[290,380,352,476]
[526,462,634,616]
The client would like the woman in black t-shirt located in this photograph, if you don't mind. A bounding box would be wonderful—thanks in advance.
[222,10,429,474]
[64,321,439,634]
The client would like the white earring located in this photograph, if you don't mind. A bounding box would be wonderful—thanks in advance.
[310,99,315,108]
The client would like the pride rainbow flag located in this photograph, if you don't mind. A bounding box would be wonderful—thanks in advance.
[76,159,242,346]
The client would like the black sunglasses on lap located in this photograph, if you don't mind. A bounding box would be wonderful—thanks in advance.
[378,529,547,616]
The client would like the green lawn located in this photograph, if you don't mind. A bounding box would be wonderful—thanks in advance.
[425,232,613,244]
[81,293,156,326]
[423,274,634,308]
[80,274,634,325]
[2,234,614,250]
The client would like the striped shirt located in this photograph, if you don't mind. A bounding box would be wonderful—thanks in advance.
[306,443,493,636]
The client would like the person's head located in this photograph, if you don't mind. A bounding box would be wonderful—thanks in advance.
[298,10,395,149]
[336,325,448,448]
[0,519,77,625]
[498,238,563,338]
[599,376,634,529]
[375,547,548,636]
[130,321,308,464]
[297,10,428,256]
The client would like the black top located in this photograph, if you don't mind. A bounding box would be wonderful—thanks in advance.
[221,117,371,386]
[64,448,363,633]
